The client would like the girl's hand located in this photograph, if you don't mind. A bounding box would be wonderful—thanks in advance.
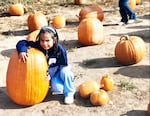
[18,52,28,63]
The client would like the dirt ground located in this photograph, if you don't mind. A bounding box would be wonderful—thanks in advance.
[0,0,150,116]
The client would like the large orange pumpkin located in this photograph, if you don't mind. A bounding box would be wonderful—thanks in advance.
[6,48,49,106]
[50,15,66,29]
[9,3,24,16]
[26,30,40,41]
[27,12,48,32]
[79,80,100,98]
[128,0,136,10]
[74,0,86,5]
[78,17,104,45]
[115,35,146,65]
[100,75,114,91]
[90,89,109,106]
[78,5,104,22]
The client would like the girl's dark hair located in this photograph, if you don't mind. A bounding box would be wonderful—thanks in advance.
[36,26,60,56]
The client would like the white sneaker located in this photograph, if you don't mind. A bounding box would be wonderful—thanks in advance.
[64,96,74,104]
[118,22,125,26]
[127,19,135,24]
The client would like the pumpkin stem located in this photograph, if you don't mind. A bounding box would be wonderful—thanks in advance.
[120,35,130,40]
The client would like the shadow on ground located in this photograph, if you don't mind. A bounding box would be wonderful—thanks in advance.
[120,110,149,116]
[79,57,122,68]
[1,29,29,36]
[114,65,150,79]
[1,48,15,58]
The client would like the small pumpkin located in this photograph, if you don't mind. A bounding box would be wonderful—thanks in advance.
[50,15,66,29]
[6,48,49,106]
[78,5,104,22]
[90,89,109,106]
[27,12,48,32]
[9,3,24,16]
[148,103,150,114]
[26,30,40,41]
[101,75,114,91]
[78,17,104,45]
[74,0,86,5]
[79,80,100,98]
[128,0,136,10]
[115,35,146,65]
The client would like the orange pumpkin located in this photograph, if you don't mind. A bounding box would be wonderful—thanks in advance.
[26,30,40,41]
[78,17,104,45]
[79,80,100,98]
[115,35,146,65]
[90,89,109,106]
[9,3,24,16]
[27,12,48,32]
[74,0,86,5]
[78,5,104,22]
[6,48,49,106]
[101,75,114,91]
[50,15,66,29]
[148,103,150,114]
[128,0,136,10]
[136,0,141,5]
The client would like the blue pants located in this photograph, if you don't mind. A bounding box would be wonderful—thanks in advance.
[50,65,75,97]
[119,0,136,23]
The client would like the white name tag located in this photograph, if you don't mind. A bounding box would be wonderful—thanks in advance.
[48,58,56,65]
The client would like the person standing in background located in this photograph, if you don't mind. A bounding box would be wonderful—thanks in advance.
[119,0,137,25]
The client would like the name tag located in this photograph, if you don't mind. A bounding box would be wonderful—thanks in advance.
[48,58,56,65]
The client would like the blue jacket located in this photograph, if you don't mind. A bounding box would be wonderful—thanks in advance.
[16,40,68,76]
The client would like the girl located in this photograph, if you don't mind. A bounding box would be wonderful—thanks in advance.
[119,0,137,25]
[16,26,75,104]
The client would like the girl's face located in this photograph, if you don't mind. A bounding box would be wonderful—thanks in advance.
[39,31,54,50]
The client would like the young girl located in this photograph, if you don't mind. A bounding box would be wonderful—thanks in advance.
[119,0,137,25]
[16,26,75,104]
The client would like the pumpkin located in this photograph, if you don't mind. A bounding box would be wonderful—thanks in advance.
[115,35,146,65]
[128,0,136,10]
[78,5,104,22]
[101,75,114,91]
[6,48,49,106]
[148,103,150,114]
[79,80,100,98]
[74,0,86,5]
[50,15,66,29]
[90,89,109,106]
[78,17,104,45]
[9,3,24,16]
[26,30,40,41]
[27,12,48,32]
[136,0,141,5]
